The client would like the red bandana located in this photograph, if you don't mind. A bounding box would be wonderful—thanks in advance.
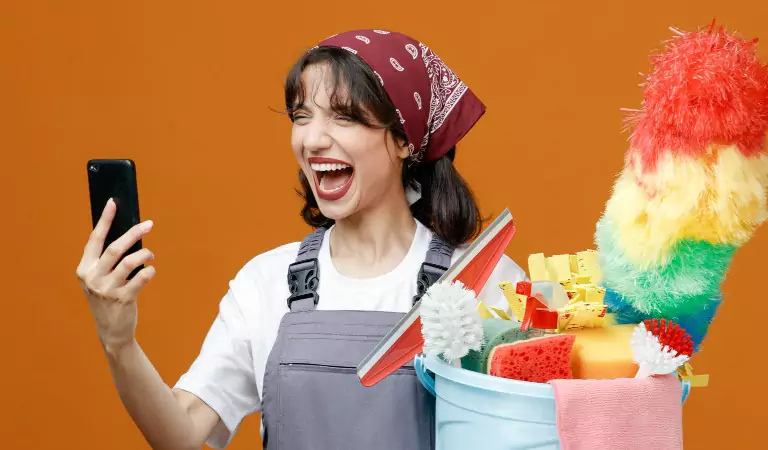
[316,29,486,164]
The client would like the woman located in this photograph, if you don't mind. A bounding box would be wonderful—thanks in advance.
[76,29,527,449]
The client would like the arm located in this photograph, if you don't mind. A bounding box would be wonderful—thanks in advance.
[76,199,221,450]
[105,340,219,450]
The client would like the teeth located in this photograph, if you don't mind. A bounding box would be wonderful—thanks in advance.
[311,162,351,172]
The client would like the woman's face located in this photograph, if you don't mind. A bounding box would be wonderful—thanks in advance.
[290,63,409,221]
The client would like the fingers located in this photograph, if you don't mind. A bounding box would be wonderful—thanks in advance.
[79,199,117,273]
[95,220,154,276]
[121,265,156,298]
[109,248,155,286]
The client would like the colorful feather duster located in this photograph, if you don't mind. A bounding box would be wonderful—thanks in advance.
[597,23,768,349]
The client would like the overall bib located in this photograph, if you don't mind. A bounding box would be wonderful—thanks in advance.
[261,228,454,450]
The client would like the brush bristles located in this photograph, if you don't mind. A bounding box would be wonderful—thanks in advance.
[420,280,484,362]
[631,321,691,378]
[644,318,694,356]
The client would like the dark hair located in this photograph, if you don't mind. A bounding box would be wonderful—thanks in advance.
[284,47,483,247]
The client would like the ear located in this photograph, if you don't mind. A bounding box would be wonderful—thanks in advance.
[394,137,410,160]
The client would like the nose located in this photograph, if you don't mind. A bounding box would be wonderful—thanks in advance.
[302,118,333,153]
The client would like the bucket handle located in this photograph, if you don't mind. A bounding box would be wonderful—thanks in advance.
[414,354,436,397]
[414,355,692,404]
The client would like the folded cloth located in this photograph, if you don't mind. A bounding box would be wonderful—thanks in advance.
[548,375,683,449]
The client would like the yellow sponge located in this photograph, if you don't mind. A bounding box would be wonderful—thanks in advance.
[548,254,572,281]
[527,253,550,281]
[576,250,602,284]
[527,250,603,289]
[564,323,638,379]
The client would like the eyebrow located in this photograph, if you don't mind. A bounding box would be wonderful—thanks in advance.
[291,102,345,115]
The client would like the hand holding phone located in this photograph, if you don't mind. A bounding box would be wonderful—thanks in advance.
[86,159,144,277]
[76,159,156,353]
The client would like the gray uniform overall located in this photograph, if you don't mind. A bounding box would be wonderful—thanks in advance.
[261,228,454,450]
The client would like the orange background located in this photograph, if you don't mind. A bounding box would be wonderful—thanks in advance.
[2,1,766,448]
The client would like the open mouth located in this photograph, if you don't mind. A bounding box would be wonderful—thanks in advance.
[309,157,355,201]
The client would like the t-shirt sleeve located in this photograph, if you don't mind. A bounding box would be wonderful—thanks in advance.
[173,279,260,449]
[477,254,529,311]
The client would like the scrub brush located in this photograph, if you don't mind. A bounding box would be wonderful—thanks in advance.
[420,280,484,362]
[631,319,694,379]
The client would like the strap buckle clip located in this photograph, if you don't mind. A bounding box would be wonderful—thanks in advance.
[413,261,447,305]
[287,258,320,309]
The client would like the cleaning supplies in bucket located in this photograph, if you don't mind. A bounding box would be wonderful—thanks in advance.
[416,255,696,447]
[417,297,693,449]
[419,277,694,384]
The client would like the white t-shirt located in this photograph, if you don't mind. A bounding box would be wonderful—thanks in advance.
[174,219,528,448]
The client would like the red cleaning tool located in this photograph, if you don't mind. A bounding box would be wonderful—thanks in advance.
[357,209,517,387]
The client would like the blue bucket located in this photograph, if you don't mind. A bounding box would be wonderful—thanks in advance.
[414,354,691,450]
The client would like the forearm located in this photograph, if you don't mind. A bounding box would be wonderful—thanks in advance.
[105,340,201,450]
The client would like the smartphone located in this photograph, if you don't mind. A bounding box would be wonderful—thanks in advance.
[87,159,143,279]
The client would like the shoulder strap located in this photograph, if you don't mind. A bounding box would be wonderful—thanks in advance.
[287,229,454,311]
[413,235,454,305]
[286,228,325,312]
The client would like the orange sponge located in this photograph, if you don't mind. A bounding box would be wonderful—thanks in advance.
[565,324,638,379]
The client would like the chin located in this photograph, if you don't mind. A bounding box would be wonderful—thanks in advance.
[312,183,360,222]
[316,196,359,221]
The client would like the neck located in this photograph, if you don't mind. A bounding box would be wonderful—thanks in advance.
[330,193,417,278]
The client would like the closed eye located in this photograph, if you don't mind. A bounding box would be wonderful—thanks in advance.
[289,104,311,123]
[334,114,357,124]
[291,113,311,124]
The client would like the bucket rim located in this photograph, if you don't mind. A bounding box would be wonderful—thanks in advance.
[423,354,555,398]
